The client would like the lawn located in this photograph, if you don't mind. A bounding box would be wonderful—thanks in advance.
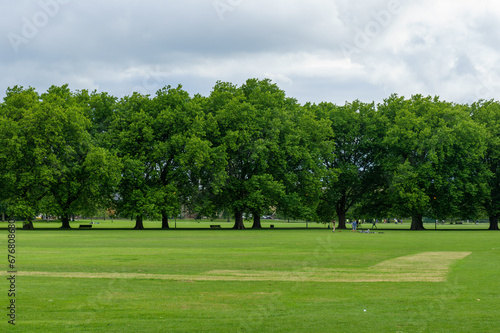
[1,223,498,332]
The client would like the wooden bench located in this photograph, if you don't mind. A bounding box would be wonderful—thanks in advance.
[210,225,221,229]
[79,224,93,229]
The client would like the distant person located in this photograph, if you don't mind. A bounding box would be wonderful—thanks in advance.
[352,220,357,232]
[332,220,336,232]
[372,219,378,229]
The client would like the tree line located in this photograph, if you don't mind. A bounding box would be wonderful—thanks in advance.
[0,79,499,230]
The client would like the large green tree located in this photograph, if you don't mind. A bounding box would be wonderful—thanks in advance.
[150,87,219,228]
[206,79,330,229]
[312,100,386,229]
[37,85,121,228]
[0,85,121,228]
[379,95,486,230]
[274,101,333,224]
[206,80,282,229]
[111,86,217,229]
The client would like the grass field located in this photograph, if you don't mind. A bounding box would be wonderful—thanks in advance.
[1,221,499,332]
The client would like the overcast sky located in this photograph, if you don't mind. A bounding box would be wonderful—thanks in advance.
[2,0,500,105]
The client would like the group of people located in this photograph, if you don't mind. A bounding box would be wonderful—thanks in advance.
[330,219,381,232]
[330,218,403,232]
[349,219,379,231]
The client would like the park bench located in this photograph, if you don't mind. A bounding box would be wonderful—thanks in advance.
[79,224,92,229]
[210,225,221,229]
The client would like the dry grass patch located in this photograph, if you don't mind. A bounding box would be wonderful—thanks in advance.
[19,252,471,283]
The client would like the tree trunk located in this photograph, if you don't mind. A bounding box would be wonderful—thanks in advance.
[335,193,349,229]
[23,219,35,230]
[336,207,347,229]
[161,212,170,229]
[60,215,71,229]
[252,211,262,229]
[233,210,245,229]
[488,215,499,230]
[410,213,425,230]
[134,215,145,230]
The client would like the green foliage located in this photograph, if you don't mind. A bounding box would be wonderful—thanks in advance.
[0,85,121,227]
[0,81,499,230]
[74,89,118,147]
[380,95,487,228]
[110,86,221,228]
[470,100,500,229]
[204,79,330,228]
[313,100,385,227]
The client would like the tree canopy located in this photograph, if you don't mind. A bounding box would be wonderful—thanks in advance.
[0,85,121,228]
[1,80,498,230]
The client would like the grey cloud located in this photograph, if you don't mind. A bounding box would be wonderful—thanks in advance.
[1,0,500,105]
